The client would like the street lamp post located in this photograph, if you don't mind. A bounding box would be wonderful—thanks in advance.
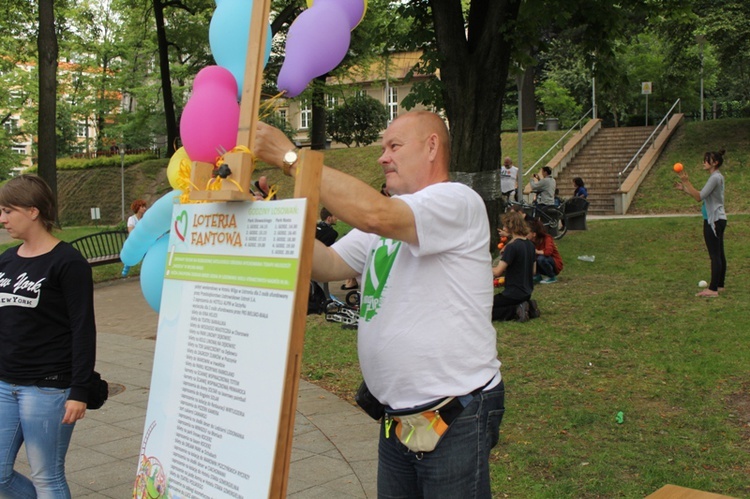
[119,146,125,221]
[516,72,523,202]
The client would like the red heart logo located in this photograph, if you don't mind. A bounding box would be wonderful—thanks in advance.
[174,211,188,241]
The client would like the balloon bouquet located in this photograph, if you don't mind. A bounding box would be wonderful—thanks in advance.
[122,0,367,313]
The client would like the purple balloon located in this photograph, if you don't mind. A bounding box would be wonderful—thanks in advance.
[318,0,365,30]
[277,2,350,97]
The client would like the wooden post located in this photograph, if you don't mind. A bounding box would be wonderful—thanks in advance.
[269,151,323,497]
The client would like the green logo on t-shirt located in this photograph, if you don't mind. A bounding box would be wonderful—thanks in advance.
[360,238,401,322]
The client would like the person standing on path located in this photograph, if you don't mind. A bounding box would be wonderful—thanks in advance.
[500,156,518,203]
[674,149,727,298]
[121,199,147,277]
[255,111,504,498]
[0,175,97,498]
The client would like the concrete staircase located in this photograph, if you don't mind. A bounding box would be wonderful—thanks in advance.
[554,126,656,215]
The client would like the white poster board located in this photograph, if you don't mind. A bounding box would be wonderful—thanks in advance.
[134,198,307,499]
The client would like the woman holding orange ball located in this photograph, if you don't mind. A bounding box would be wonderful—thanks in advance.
[674,150,727,297]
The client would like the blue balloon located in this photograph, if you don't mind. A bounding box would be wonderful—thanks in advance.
[140,235,170,313]
[209,0,273,98]
[120,190,179,266]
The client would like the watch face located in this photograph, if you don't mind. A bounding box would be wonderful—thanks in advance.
[284,151,298,165]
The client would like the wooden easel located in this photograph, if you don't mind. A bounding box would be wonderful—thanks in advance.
[188,1,323,496]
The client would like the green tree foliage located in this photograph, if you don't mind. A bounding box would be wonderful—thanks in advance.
[326,94,387,147]
[0,130,18,180]
[537,80,582,127]
[695,0,750,112]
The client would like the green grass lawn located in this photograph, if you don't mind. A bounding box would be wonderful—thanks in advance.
[304,214,750,498]
[630,118,750,214]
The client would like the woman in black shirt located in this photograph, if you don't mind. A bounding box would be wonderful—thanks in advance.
[0,175,97,498]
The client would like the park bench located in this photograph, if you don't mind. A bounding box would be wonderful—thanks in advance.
[561,197,589,231]
[70,230,129,267]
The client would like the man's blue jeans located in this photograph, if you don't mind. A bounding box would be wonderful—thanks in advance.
[0,381,75,499]
[377,379,505,498]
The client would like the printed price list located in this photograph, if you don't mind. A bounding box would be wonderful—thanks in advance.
[243,216,300,256]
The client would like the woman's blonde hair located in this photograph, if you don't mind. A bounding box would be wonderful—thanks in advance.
[501,210,529,237]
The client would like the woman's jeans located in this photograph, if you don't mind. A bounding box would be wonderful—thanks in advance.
[377,379,505,498]
[536,255,557,278]
[0,381,74,499]
[703,219,727,291]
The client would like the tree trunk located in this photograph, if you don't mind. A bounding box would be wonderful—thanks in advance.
[96,55,110,151]
[37,0,58,218]
[310,76,327,150]
[154,0,177,157]
[430,0,522,248]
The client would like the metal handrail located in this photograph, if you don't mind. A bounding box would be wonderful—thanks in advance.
[523,108,593,177]
[617,98,681,187]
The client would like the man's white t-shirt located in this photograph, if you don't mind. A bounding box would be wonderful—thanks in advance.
[500,165,518,194]
[333,182,501,409]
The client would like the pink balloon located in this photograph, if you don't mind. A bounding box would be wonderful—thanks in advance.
[277,2,350,97]
[180,66,239,163]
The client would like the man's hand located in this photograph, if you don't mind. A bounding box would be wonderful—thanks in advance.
[255,122,295,169]
[63,400,87,424]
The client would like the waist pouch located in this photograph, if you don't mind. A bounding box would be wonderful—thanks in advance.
[384,396,466,453]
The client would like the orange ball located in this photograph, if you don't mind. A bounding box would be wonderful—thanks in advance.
[497,242,504,250]
[673,162,683,173]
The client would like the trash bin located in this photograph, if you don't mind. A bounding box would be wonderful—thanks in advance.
[562,197,589,230]
[545,118,559,131]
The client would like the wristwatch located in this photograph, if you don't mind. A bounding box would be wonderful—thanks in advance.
[281,149,298,177]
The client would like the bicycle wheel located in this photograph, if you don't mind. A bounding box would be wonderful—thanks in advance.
[542,207,567,240]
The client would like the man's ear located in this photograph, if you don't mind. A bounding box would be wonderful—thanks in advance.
[426,133,439,161]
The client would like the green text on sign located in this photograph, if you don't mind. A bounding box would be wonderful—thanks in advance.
[166,252,298,290]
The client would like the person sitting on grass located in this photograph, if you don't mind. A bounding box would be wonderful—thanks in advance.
[528,218,563,284]
[492,211,539,322]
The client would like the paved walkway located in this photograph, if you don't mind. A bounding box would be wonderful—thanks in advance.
[12,278,378,498]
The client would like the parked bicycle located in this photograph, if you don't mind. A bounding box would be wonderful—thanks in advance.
[505,200,567,240]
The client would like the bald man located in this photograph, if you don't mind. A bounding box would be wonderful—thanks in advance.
[255,111,504,498]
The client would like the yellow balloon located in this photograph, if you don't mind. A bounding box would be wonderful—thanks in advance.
[306,0,367,29]
[167,147,190,190]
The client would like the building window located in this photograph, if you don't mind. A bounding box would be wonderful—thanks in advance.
[76,121,88,138]
[11,145,26,155]
[9,90,24,106]
[300,100,311,129]
[325,94,338,109]
[387,87,398,122]
[278,109,287,123]
[3,117,19,135]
